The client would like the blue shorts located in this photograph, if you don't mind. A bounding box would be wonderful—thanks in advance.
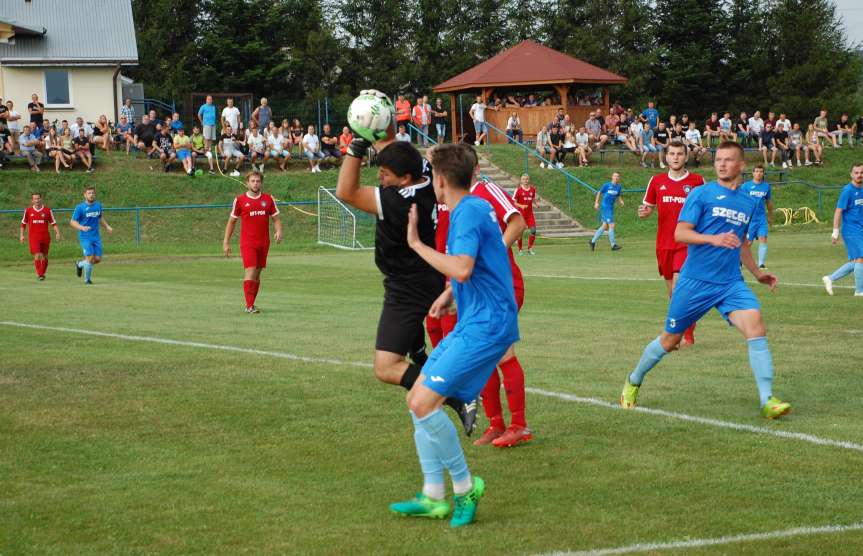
[80,238,103,258]
[474,121,488,134]
[844,233,863,260]
[601,207,615,224]
[665,277,760,333]
[177,150,190,161]
[643,144,659,153]
[747,219,768,241]
[421,332,510,403]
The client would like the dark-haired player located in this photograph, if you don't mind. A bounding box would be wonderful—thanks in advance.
[20,192,60,280]
[336,117,476,434]
[622,141,791,419]
[639,141,704,345]
[223,171,282,313]
[71,186,113,284]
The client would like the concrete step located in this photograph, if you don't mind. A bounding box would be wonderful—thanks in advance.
[540,230,595,238]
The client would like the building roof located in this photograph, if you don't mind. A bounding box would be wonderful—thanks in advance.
[434,40,627,93]
[0,0,138,66]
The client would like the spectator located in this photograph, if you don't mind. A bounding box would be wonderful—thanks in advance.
[642,101,659,129]
[585,111,609,150]
[70,117,94,142]
[395,94,411,138]
[0,121,11,166]
[805,123,823,165]
[666,114,678,131]
[719,112,735,142]
[765,111,777,129]
[411,95,432,146]
[575,126,592,167]
[561,114,575,136]
[302,124,325,173]
[549,124,565,168]
[190,125,213,174]
[20,125,43,171]
[290,118,304,157]
[679,114,691,131]
[267,125,291,171]
[93,115,112,151]
[148,109,163,130]
[759,122,778,166]
[506,111,523,143]
[788,122,804,167]
[703,112,721,146]
[653,121,670,168]
[0,97,8,128]
[155,125,176,172]
[776,113,792,135]
[774,122,790,168]
[432,98,448,143]
[28,93,45,129]
[173,127,195,177]
[134,115,159,158]
[221,98,242,133]
[59,127,74,168]
[557,128,576,167]
[553,107,566,129]
[44,126,71,173]
[684,121,706,164]
[469,94,488,146]
[197,95,218,157]
[320,123,342,163]
[252,97,272,130]
[395,124,411,142]
[640,121,658,167]
[163,115,175,136]
[120,98,136,123]
[736,112,750,145]
[114,115,134,154]
[670,121,685,143]
[524,94,538,107]
[836,113,854,146]
[170,112,183,135]
[73,127,94,172]
[264,121,278,142]
[535,124,556,168]
[5,100,22,153]
[338,126,353,155]
[218,124,245,176]
[246,124,267,173]
[813,109,838,148]
[612,115,629,146]
[604,110,620,139]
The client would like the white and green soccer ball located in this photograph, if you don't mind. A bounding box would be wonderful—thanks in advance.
[347,90,394,143]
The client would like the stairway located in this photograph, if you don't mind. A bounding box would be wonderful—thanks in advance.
[477,155,591,237]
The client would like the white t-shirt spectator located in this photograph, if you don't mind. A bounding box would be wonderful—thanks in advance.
[748,116,764,135]
[70,122,93,137]
[6,110,22,132]
[629,120,642,137]
[222,106,241,130]
[506,115,520,130]
[303,133,320,151]
[575,132,589,147]
[719,117,733,132]
[248,132,265,153]
[685,128,702,144]
[395,132,411,142]
[268,133,285,151]
[776,117,792,132]
[470,102,486,123]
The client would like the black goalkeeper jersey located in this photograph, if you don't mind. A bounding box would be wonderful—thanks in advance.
[374,175,438,280]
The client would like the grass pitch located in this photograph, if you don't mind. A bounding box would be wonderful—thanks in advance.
[2,232,862,555]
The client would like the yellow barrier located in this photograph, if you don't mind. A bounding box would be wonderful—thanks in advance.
[776,207,819,226]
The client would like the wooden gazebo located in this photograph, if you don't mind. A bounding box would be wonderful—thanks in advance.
[433,40,627,143]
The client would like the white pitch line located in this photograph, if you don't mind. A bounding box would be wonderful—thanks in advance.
[537,521,863,556]
[524,273,855,289]
[4,320,863,454]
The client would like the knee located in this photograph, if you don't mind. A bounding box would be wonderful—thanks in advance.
[659,333,681,352]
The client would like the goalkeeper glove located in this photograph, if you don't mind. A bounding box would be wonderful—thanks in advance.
[346,136,372,159]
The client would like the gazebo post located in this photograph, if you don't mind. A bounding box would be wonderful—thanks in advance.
[554,84,570,107]
[603,87,610,111]
[449,94,458,144]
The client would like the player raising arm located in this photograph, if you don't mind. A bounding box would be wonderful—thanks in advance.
[20,192,61,280]
[822,163,863,296]
[223,171,282,313]
[389,142,518,527]
[621,141,791,419]
[513,174,538,255]
[71,186,112,285]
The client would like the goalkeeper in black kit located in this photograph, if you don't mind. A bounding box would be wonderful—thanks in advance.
[335,90,477,434]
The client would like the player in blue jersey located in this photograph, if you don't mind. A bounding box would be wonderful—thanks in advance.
[71,186,113,284]
[590,172,624,251]
[620,142,791,419]
[822,163,863,296]
[391,143,519,528]
[741,164,774,268]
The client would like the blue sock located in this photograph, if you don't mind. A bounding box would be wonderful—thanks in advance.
[592,227,603,243]
[855,263,863,294]
[628,336,668,386]
[757,243,768,266]
[83,262,93,282]
[410,412,445,497]
[414,408,470,485]
[608,227,616,246]
[830,262,855,281]
[747,337,774,406]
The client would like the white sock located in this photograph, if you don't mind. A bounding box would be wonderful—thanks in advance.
[453,475,473,496]
[423,483,446,500]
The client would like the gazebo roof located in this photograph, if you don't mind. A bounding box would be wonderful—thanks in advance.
[433,40,627,93]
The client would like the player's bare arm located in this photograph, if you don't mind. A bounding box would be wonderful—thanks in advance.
[594,191,601,209]
[101,216,113,235]
[766,198,774,227]
[223,216,237,256]
[407,204,475,282]
[741,243,778,291]
[428,285,454,318]
[53,222,61,241]
[832,207,842,245]
[638,203,654,218]
[674,221,740,249]
[272,214,283,243]
[70,218,90,232]
[502,213,527,248]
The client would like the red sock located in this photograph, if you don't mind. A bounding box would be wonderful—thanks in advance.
[500,356,527,427]
[34,260,41,276]
[528,234,536,249]
[517,237,523,251]
[480,370,505,430]
[42,258,48,275]
[243,280,255,308]
[684,322,696,345]
[426,315,443,348]
[441,313,457,337]
[251,280,260,304]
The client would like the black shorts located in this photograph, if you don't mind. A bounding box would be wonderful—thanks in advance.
[375,272,444,355]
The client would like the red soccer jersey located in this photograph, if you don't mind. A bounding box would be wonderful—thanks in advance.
[434,202,450,253]
[513,185,537,219]
[231,192,279,246]
[643,172,705,250]
[470,179,524,289]
[21,206,56,239]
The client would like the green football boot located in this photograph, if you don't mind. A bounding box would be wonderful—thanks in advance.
[389,493,450,519]
[450,476,485,528]
[620,377,640,409]
[761,396,791,419]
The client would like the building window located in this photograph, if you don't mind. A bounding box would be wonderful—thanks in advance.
[44,69,70,106]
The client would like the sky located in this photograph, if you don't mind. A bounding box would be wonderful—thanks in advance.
[835,0,863,48]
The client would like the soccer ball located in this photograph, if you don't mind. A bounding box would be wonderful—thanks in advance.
[347,90,394,143]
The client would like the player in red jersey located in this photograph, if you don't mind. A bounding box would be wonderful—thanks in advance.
[513,174,538,255]
[20,192,61,281]
[639,141,704,345]
[425,199,458,347]
[223,171,283,313]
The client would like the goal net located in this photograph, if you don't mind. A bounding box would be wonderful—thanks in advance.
[317,187,375,250]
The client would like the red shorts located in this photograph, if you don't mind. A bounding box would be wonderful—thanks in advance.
[514,284,525,310]
[29,237,50,255]
[240,243,269,269]
[657,247,688,280]
[523,212,536,228]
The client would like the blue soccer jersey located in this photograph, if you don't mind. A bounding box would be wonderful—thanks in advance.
[599,182,622,211]
[447,195,519,345]
[741,179,772,225]
[72,201,103,240]
[678,181,758,284]
[838,183,863,236]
